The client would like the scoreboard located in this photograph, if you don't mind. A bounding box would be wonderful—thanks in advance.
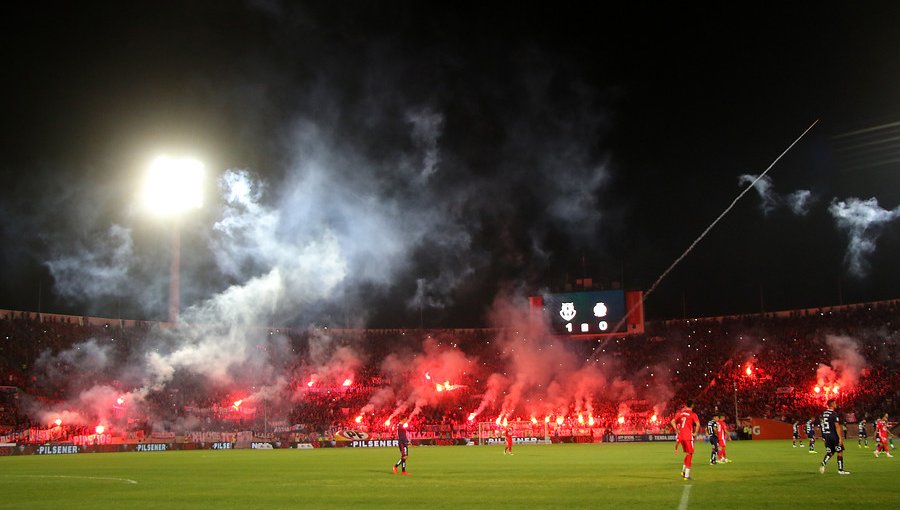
[532,290,644,337]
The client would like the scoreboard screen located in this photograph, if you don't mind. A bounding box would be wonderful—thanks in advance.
[541,290,630,336]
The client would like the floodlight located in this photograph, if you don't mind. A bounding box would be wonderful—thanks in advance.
[141,156,204,217]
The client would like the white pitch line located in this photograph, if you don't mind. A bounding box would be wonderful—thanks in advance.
[677,484,692,510]
[16,475,138,485]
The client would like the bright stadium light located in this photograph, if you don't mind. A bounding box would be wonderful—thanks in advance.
[141,155,205,324]
[141,156,204,217]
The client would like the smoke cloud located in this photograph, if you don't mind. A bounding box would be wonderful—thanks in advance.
[739,174,814,216]
[828,197,900,277]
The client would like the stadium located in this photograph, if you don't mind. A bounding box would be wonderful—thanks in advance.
[1,297,898,508]
[3,3,900,509]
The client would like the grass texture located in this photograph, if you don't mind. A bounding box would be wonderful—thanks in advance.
[0,440,897,510]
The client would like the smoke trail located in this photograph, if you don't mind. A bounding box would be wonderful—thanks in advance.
[828,197,900,277]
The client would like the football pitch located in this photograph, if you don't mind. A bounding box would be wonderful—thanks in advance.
[1,441,897,510]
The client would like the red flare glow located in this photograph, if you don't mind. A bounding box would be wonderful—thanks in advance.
[307,380,315,387]
[425,372,431,380]
[617,416,625,424]
[435,384,444,392]
[577,414,585,424]
[588,415,595,426]
[53,418,62,427]
[650,414,658,423]
[232,399,243,410]
[531,417,538,424]
[544,416,550,424]
[745,366,753,376]
[832,386,839,394]
[814,386,821,393]
[354,415,363,424]
[556,416,564,426]
[342,378,352,387]
[384,419,392,426]
[402,422,409,429]
[95,425,105,434]
[116,396,125,406]
[467,413,476,422]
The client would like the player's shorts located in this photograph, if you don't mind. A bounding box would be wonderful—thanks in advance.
[858,430,867,438]
[399,443,409,458]
[824,436,843,454]
[793,432,800,439]
[708,435,718,446]
[678,438,695,454]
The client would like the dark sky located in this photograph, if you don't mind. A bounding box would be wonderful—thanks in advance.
[2,1,900,327]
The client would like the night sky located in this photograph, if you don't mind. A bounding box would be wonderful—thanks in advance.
[2,2,900,327]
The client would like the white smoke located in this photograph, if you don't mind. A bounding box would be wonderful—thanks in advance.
[828,197,900,277]
[45,224,135,301]
[739,174,814,216]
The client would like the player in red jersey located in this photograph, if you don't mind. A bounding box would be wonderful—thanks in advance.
[503,426,514,455]
[671,400,701,480]
[874,413,894,458]
[717,415,730,463]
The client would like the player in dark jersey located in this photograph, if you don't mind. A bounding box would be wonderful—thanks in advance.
[857,418,868,448]
[707,415,719,465]
[392,421,410,475]
[805,417,817,453]
[819,398,849,475]
[792,420,802,448]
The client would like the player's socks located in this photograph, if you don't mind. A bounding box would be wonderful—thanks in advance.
[683,468,691,479]
[837,457,844,471]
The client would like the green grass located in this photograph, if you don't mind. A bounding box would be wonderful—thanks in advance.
[0,441,897,509]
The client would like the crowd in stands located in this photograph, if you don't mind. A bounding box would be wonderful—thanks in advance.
[0,300,898,443]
